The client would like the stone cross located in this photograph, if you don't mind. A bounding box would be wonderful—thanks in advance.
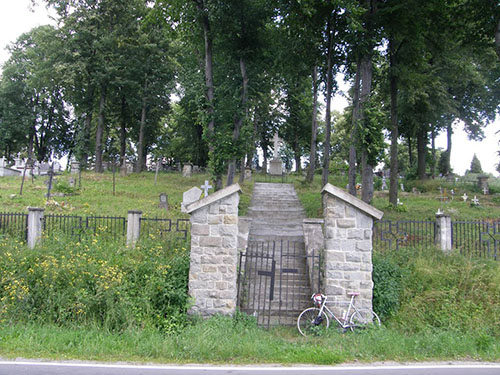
[471,195,479,206]
[272,133,281,154]
[483,186,489,195]
[462,193,468,202]
[381,177,387,190]
[400,183,405,192]
[200,180,212,197]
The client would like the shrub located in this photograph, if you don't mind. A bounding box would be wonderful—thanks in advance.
[372,253,403,320]
[0,233,190,333]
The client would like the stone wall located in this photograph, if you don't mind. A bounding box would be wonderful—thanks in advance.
[302,218,324,292]
[185,184,241,316]
[321,183,383,313]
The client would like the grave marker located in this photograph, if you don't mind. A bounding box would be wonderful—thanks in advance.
[181,186,202,213]
[159,193,169,210]
[462,193,468,202]
[471,196,479,206]
[200,180,212,197]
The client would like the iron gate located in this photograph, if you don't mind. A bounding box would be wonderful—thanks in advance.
[237,240,321,328]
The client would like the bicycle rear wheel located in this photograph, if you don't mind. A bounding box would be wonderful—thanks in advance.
[349,309,381,332]
[297,307,329,336]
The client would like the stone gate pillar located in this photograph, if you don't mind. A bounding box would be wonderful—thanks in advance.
[321,183,384,313]
[184,184,241,317]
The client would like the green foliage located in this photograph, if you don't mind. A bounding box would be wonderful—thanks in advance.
[372,253,403,320]
[469,153,484,174]
[0,234,190,333]
[382,247,500,336]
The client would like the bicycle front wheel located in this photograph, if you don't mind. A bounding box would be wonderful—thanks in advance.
[297,307,330,336]
[349,309,381,332]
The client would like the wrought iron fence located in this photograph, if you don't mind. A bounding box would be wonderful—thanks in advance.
[43,214,83,240]
[452,220,500,260]
[139,217,190,239]
[374,220,436,250]
[85,216,126,238]
[0,212,28,241]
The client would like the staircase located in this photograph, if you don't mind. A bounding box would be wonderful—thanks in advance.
[242,183,313,326]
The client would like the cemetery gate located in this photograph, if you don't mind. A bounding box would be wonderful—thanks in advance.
[236,240,321,328]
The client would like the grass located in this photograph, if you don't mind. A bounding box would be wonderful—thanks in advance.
[0,170,499,363]
[0,320,498,364]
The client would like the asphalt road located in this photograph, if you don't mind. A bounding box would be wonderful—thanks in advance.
[0,362,499,375]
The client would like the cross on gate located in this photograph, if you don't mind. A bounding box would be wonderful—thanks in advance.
[200,180,212,197]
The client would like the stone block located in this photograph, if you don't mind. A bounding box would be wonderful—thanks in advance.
[347,228,364,240]
[356,240,372,252]
[191,208,208,224]
[364,229,372,240]
[208,215,222,225]
[224,215,237,224]
[209,225,220,236]
[215,281,228,290]
[220,225,238,237]
[191,224,209,236]
[356,212,373,229]
[199,236,222,247]
[325,251,345,262]
[222,236,237,249]
[345,252,361,262]
[209,203,220,215]
[337,218,356,228]
[344,271,366,280]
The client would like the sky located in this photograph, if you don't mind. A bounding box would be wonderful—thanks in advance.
[1,0,499,177]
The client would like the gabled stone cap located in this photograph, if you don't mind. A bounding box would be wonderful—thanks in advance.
[321,183,384,220]
[185,183,242,214]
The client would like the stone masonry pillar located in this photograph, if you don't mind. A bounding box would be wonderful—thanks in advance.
[127,210,142,247]
[321,184,384,313]
[435,213,452,252]
[27,207,44,249]
[185,184,241,317]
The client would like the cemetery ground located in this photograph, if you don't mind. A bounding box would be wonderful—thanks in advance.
[0,171,499,364]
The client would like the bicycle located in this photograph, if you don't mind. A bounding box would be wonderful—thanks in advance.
[297,292,381,336]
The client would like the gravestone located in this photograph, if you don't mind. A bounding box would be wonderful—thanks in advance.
[68,177,75,188]
[471,196,480,206]
[0,157,5,168]
[182,164,193,177]
[477,175,489,194]
[269,133,283,176]
[181,186,202,213]
[244,167,252,180]
[70,160,80,175]
[462,193,468,202]
[14,156,24,169]
[159,193,169,210]
[400,183,405,192]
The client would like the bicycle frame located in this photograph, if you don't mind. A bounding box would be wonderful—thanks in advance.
[316,294,360,329]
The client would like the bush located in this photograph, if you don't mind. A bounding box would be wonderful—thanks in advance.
[0,234,190,333]
[372,253,403,320]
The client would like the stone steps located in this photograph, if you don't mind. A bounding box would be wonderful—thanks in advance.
[243,182,312,325]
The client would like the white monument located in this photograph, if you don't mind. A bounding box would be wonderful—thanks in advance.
[269,133,283,176]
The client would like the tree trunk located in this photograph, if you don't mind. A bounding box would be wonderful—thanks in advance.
[389,38,399,206]
[227,56,248,186]
[95,87,106,173]
[306,66,319,183]
[408,135,413,168]
[348,56,362,196]
[359,53,374,203]
[361,151,374,203]
[431,126,436,178]
[445,122,452,175]
[195,0,222,190]
[321,19,334,187]
[136,80,148,173]
[120,96,127,175]
[417,127,427,180]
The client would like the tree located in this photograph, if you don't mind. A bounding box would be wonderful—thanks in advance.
[469,154,483,174]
